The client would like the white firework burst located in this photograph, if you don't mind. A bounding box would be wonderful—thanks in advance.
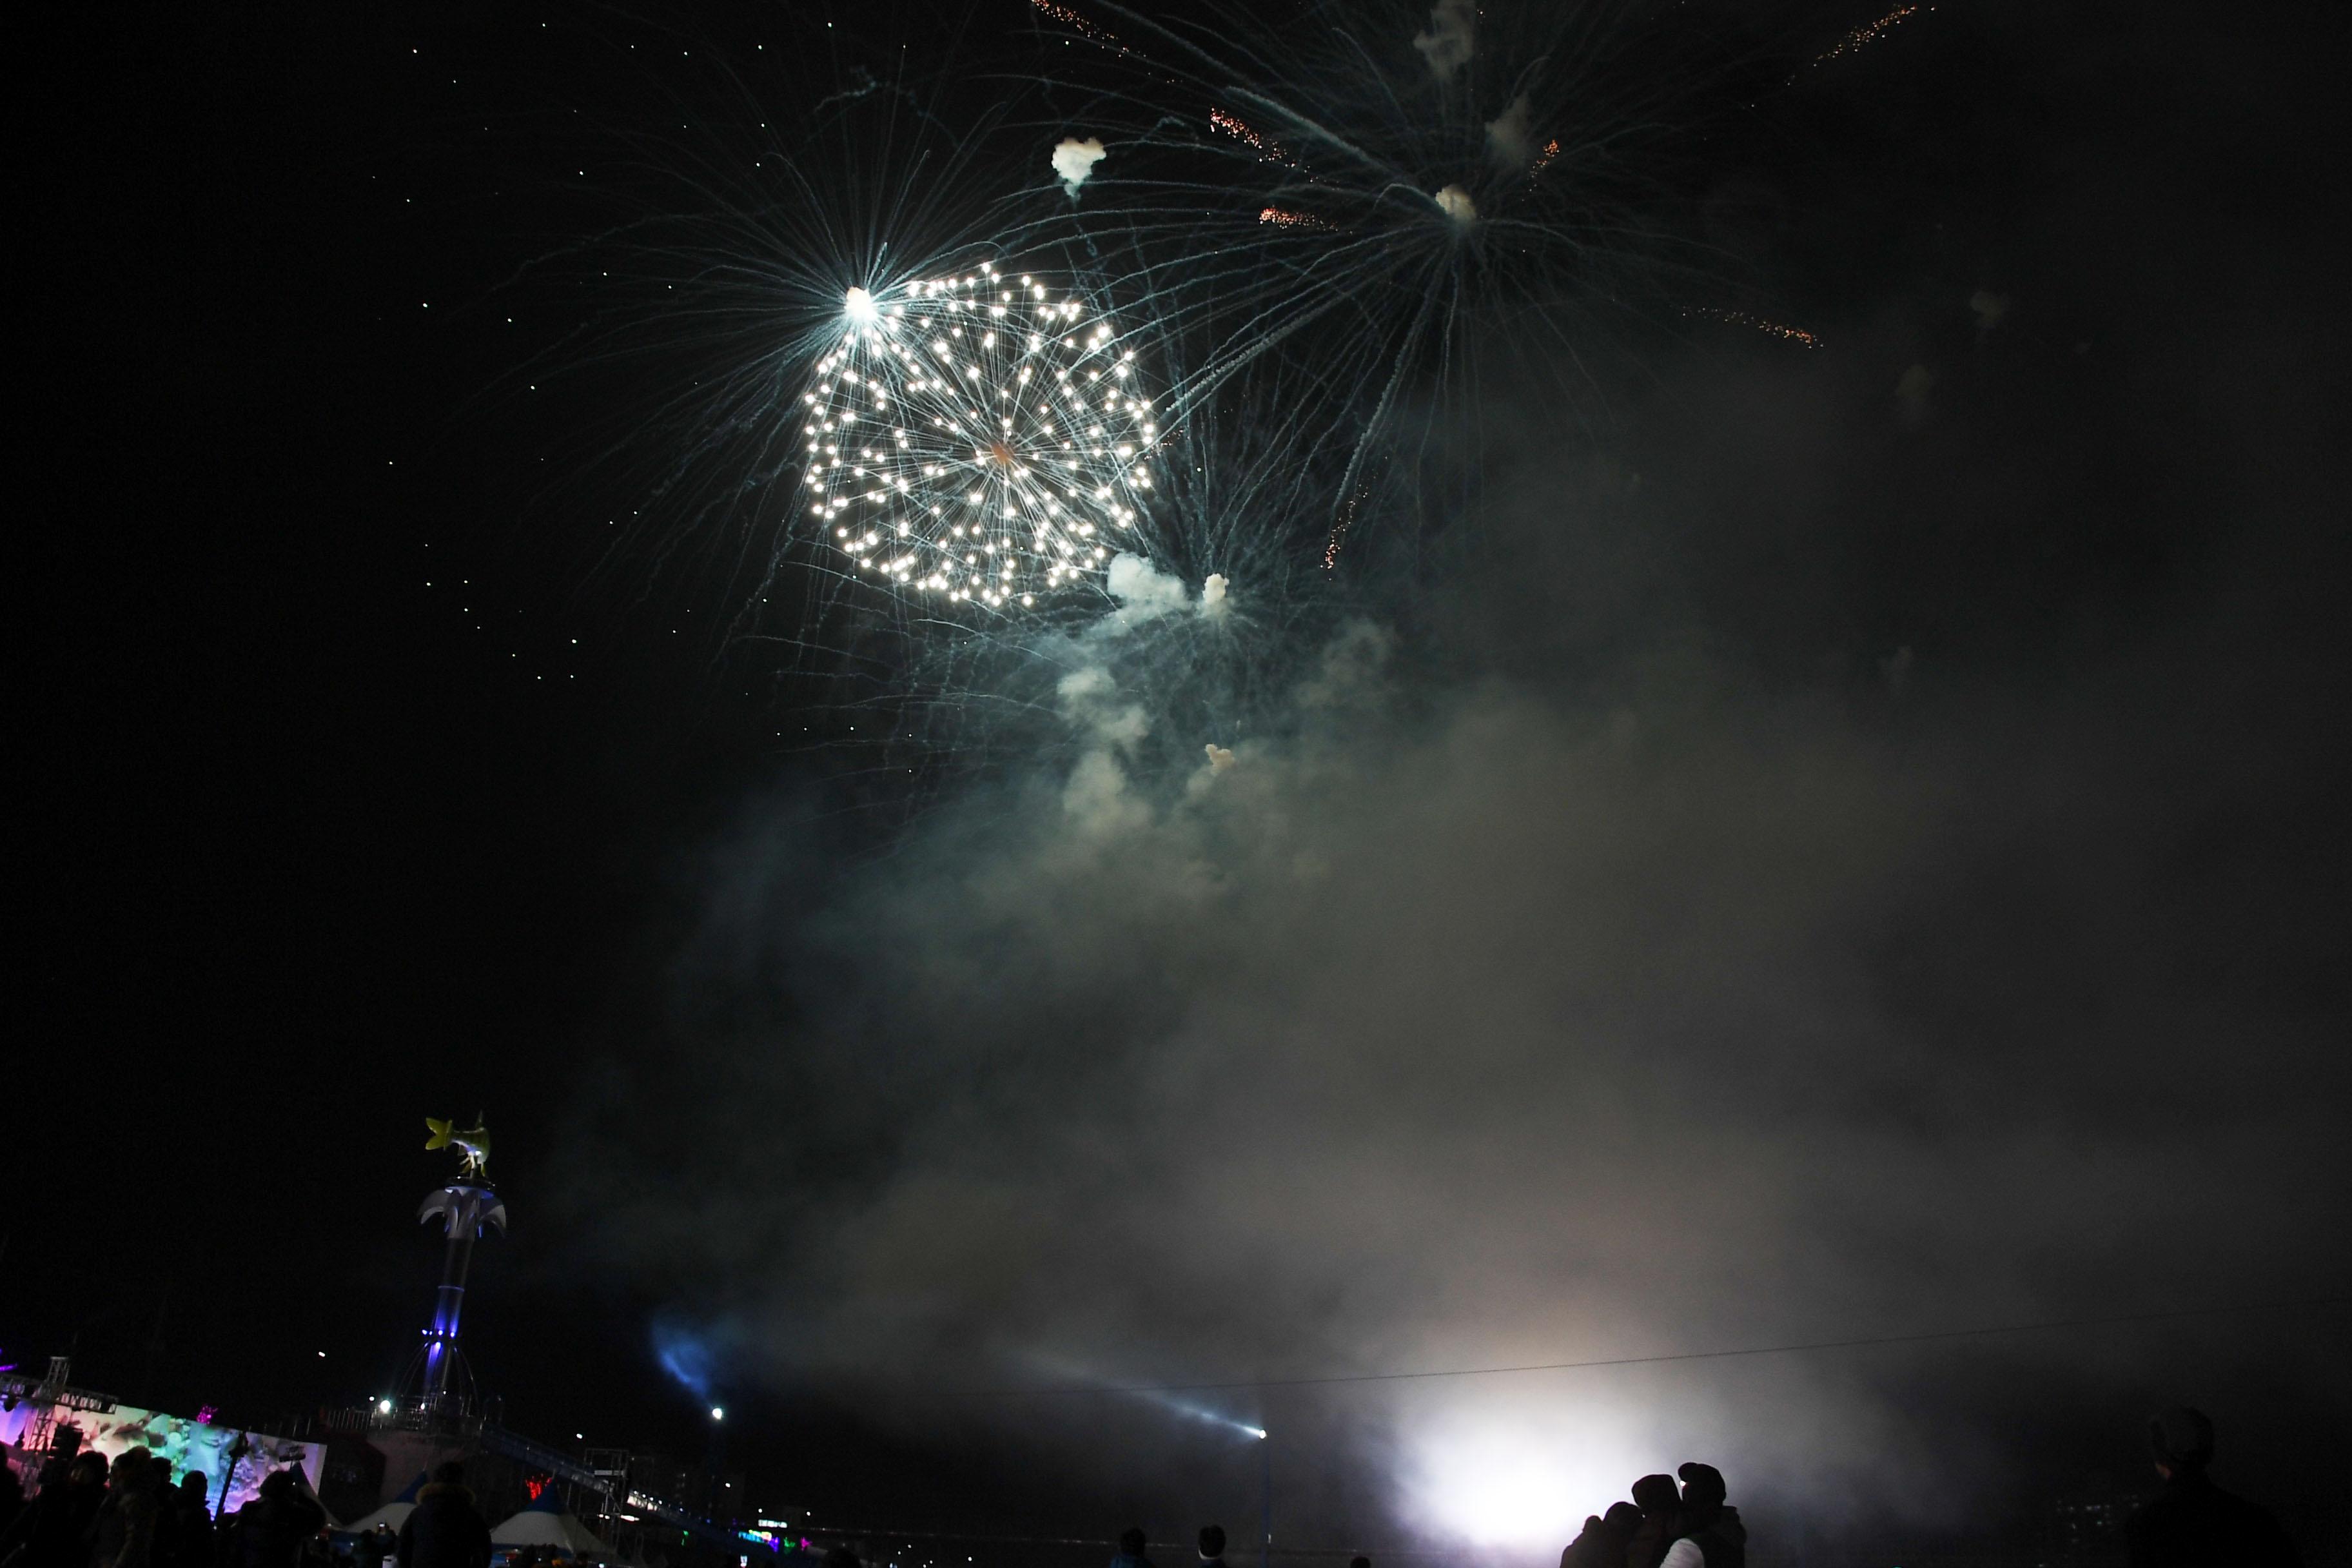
[799,262,1162,608]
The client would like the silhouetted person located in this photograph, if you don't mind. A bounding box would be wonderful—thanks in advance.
[0,1452,106,1568]
[1625,1476,1681,1568]
[2124,1407,2297,1568]
[166,1475,215,1568]
[228,1472,324,1568]
[1349,1557,1371,1568]
[1565,1516,1600,1568]
[1564,1503,1640,1568]
[1197,1525,1228,1568]
[93,1449,164,1568]
[0,1460,24,1544]
[1658,1464,1743,1568]
[394,1466,486,1568]
[1110,1527,1153,1568]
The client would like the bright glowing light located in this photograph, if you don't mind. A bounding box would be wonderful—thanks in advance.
[377,1398,393,1415]
[802,268,1161,606]
[1402,1402,1656,1548]
[710,1406,726,1422]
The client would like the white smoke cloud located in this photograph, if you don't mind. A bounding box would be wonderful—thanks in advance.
[1051,135,1106,197]
[1412,0,1476,79]
[1485,93,1534,166]
[1104,551,1190,623]
[1435,184,1478,226]
[572,587,2349,1540]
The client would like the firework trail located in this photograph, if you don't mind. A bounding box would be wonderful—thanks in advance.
[1013,0,1758,569]
[1790,5,1931,83]
[1684,306,1823,348]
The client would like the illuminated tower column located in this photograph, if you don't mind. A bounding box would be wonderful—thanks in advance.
[416,1183,507,1402]
[407,1119,505,1413]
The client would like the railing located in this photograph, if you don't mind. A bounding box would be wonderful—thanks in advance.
[477,1425,608,1493]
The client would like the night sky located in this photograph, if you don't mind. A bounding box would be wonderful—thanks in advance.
[15,1,2351,1562]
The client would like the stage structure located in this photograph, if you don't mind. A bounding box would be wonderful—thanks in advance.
[402,1115,506,1417]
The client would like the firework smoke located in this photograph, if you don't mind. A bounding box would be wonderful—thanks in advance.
[1052,134,1108,195]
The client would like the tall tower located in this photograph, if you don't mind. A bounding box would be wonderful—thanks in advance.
[406,1117,506,1415]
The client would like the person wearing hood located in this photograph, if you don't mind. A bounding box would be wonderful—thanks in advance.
[2123,1407,2296,1568]
[395,1465,487,1568]
[1657,1463,1744,1568]
[1563,1502,1640,1568]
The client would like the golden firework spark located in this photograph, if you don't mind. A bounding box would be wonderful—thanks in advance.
[1030,0,1128,54]
[1794,5,1930,81]
[1212,107,1305,170]
[1259,206,1338,231]
[1687,307,1823,348]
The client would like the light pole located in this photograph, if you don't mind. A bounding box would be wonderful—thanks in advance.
[705,1404,728,1519]
[1259,1429,1271,1568]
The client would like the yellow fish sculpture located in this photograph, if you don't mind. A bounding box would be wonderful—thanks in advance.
[424,1115,492,1180]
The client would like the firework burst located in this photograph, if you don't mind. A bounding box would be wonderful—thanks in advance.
[800,264,1164,608]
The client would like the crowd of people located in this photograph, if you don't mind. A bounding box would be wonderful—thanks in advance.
[0,1444,324,1568]
[0,1453,499,1568]
[1,1408,2299,1568]
[1554,1462,1744,1568]
[1077,1409,2293,1568]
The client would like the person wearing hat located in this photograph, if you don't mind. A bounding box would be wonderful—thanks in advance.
[1657,1464,1743,1568]
[2122,1407,2296,1568]
[1623,1476,1681,1568]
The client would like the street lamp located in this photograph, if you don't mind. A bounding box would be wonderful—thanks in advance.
[1259,1429,1271,1568]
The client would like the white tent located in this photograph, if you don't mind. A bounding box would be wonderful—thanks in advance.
[491,1495,615,1561]
[344,1471,429,1536]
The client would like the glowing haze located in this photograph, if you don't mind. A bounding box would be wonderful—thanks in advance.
[566,532,2346,1544]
